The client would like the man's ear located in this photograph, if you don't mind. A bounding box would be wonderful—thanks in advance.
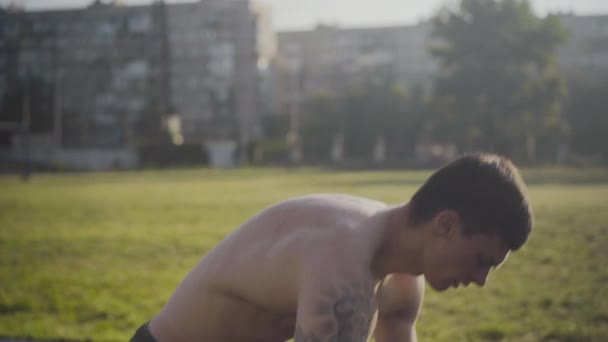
[432,210,461,239]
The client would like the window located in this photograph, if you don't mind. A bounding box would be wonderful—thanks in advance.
[5,22,19,37]
[129,14,152,33]
[189,77,199,88]
[97,21,115,39]
[208,42,234,78]
[32,20,50,34]
[125,60,149,79]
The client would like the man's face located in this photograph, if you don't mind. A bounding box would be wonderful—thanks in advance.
[423,212,511,292]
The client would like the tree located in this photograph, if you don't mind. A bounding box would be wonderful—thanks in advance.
[429,0,568,161]
[300,84,428,162]
[567,75,608,162]
[301,92,343,161]
[342,84,421,160]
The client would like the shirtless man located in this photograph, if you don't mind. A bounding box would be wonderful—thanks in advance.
[130,153,533,342]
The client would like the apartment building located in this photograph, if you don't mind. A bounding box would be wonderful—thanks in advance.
[272,14,608,115]
[0,0,272,151]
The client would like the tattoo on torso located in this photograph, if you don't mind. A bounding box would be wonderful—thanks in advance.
[295,278,376,342]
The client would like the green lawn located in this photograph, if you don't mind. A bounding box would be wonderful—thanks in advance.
[0,167,607,341]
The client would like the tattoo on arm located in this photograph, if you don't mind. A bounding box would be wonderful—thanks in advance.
[294,325,324,342]
[333,282,374,342]
[295,279,375,342]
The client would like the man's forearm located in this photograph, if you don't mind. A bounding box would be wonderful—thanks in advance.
[374,313,417,342]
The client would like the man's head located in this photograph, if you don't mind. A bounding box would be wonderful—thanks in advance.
[409,153,533,291]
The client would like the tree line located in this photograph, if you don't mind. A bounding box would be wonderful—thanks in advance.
[2,0,606,166]
[263,0,608,165]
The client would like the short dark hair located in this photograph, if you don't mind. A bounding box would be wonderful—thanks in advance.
[409,153,533,251]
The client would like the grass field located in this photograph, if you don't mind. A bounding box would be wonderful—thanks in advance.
[1,167,607,341]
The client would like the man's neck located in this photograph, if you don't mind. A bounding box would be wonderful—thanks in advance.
[369,203,426,280]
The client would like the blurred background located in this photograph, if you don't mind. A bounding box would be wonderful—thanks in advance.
[1,1,608,341]
[1,0,607,173]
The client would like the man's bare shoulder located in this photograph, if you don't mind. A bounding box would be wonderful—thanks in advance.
[224,194,388,242]
[263,194,388,221]
[302,193,387,205]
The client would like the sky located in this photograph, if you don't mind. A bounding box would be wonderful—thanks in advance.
[8,0,608,31]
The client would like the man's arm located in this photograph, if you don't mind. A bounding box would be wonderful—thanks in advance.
[374,274,425,342]
[374,310,418,342]
[294,259,376,342]
[293,285,338,342]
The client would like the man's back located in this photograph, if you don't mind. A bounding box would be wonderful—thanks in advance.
[149,194,388,342]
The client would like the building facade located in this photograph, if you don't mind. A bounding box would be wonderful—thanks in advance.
[0,0,270,152]
[166,0,263,146]
[557,14,608,78]
[271,22,436,116]
[1,1,169,148]
[271,14,608,115]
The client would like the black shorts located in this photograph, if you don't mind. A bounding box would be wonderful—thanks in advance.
[130,321,157,342]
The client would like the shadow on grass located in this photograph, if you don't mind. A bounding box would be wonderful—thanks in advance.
[0,304,30,315]
[474,329,506,341]
[541,331,593,342]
